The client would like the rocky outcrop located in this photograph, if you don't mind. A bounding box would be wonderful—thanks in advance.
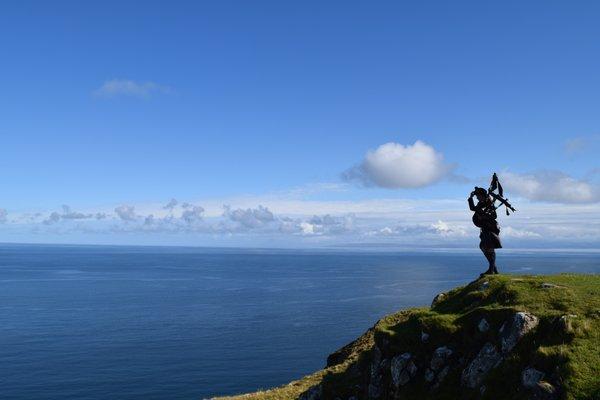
[367,346,384,399]
[390,353,417,388]
[533,381,558,400]
[522,367,545,388]
[361,308,541,398]
[499,312,539,353]
[221,275,597,400]
[362,310,541,397]
[478,318,489,332]
[461,312,539,390]
[430,346,452,371]
[431,292,446,307]
[520,367,559,400]
[461,342,502,388]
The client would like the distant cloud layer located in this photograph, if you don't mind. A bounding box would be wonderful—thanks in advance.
[1,193,599,248]
[501,171,600,204]
[93,79,172,98]
[224,205,275,229]
[43,205,96,225]
[344,141,452,188]
[114,205,137,221]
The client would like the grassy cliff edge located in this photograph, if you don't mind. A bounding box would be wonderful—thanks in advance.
[215,274,600,400]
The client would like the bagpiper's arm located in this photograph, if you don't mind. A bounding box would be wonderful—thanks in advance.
[468,192,478,211]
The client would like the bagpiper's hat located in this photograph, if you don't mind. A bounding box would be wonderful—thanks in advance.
[473,187,487,197]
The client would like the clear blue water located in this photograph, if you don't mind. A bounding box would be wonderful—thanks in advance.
[1,244,599,399]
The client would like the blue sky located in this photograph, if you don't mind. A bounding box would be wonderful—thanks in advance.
[1,1,599,248]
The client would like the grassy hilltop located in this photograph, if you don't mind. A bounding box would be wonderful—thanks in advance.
[215,274,600,400]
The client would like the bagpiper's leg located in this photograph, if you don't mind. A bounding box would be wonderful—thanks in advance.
[489,250,499,274]
[479,243,494,276]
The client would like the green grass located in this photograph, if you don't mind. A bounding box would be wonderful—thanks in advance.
[214,274,600,400]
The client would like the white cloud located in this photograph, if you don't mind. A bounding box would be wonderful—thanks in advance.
[343,141,453,188]
[299,221,315,235]
[114,205,137,221]
[502,226,541,238]
[279,214,355,236]
[500,171,600,204]
[43,205,93,225]
[0,209,7,223]
[366,220,467,238]
[60,205,92,220]
[181,205,204,224]
[224,205,275,229]
[93,79,172,98]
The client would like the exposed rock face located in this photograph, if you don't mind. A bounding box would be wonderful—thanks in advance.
[534,381,558,400]
[499,312,539,353]
[461,312,540,390]
[421,331,430,343]
[478,318,490,332]
[432,365,450,389]
[461,342,502,388]
[431,292,446,307]
[541,283,558,289]
[430,346,453,371]
[424,368,435,382]
[367,347,385,399]
[522,367,545,388]
[557,314,577,335]
[390,353,417,387]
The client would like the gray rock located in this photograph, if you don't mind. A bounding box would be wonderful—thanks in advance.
[432,365,450,389]
[522,367,545,388]
[430,346,453,371]
[431,292,446,307]
[541,282,558,289]
[478,318,490,332]
[499,312,539,353]
[479,281,490,291]
[391,352,417,387]
[461,342,503,388]
[299,384,322,400]
[534,381,558,400]
[367,347,384,399]
[424,368,435,382]
[421,331,430,343]
[558,314,577,334]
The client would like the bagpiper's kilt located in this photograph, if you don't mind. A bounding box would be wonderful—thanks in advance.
[480,229,502,249]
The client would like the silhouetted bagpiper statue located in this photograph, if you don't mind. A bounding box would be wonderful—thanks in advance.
[468,173,516,276]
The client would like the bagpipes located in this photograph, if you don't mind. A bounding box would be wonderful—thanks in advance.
[486,173,516,216]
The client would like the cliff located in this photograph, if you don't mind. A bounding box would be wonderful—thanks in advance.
[215,274,600,400]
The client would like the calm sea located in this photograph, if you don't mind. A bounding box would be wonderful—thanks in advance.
[1,244,598,399]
